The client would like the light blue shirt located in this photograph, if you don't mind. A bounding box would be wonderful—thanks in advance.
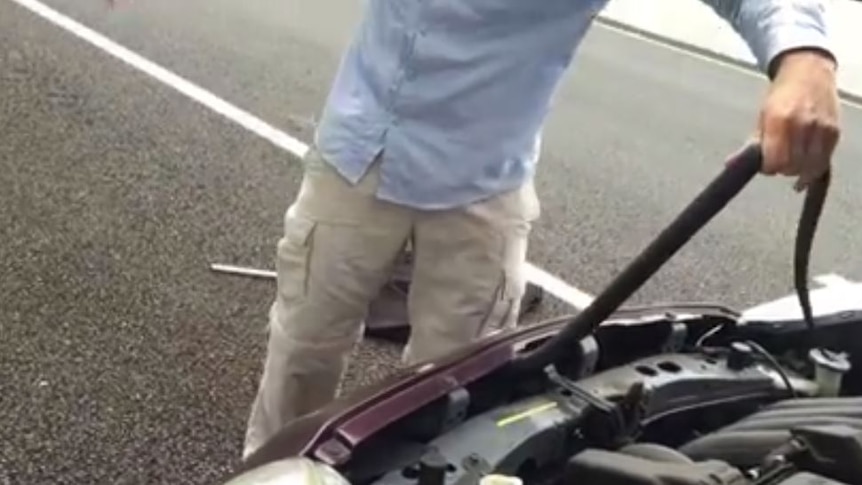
[314,0,833,210]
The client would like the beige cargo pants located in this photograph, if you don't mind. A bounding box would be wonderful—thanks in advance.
[243,147,540,458]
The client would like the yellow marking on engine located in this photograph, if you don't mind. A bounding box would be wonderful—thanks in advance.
[495,401,558,427]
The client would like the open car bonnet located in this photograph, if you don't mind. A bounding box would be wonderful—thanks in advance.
[237,303,738,469]
[237,284,862,475]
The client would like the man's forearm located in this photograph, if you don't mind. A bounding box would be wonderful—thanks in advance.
[699,0,836,78]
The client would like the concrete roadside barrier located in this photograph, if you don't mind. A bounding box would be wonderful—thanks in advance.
[597,0,862,102]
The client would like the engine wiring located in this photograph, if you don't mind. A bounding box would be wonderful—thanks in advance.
[693,324,798,398]
[744,340,798,398]
[694,323,726,348]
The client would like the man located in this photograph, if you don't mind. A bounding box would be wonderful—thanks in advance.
[243,0,841,458]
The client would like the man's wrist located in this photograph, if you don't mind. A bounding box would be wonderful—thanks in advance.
[768,47,837,80]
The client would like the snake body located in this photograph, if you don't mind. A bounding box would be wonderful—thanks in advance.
[512,145,831,373]
[795,171,831,338]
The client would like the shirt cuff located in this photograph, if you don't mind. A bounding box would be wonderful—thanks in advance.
[742,3,836,76]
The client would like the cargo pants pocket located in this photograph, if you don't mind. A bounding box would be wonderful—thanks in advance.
[275,214,317,305]
[475,223,531,337]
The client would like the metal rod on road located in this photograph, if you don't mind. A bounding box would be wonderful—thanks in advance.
[210,263,276,280]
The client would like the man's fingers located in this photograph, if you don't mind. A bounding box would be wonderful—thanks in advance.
[726,135,761,168]
[795,117,839,191]
[805,119,840,166]
[759,117,791,176]
[790,116,816,176]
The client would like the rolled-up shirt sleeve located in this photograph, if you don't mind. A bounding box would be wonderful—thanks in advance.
[699,0,835,76]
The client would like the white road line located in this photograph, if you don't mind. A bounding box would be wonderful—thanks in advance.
[9,0,597,309]
[8,0,310,159]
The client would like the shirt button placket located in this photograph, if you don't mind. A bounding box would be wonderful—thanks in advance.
[389,6,425,124]
[400,30,418,82]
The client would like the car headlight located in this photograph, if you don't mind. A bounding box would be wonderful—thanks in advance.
[224,457,350,485]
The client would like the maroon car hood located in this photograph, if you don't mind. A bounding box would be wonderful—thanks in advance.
[237,303,738,474]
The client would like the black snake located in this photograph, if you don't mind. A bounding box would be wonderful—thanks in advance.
[513,143,831,372]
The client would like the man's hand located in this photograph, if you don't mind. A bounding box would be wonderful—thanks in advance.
[739,49,841,191]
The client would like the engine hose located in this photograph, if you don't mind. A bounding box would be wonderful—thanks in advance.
[509,144,831,374]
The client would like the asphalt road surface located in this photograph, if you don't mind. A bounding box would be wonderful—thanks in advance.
[2,0,861,483]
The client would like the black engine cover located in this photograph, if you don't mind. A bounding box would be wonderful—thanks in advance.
[679,398,862,469]
[565,448,747,484]
[776,473,849,485]
[564,449,852,485]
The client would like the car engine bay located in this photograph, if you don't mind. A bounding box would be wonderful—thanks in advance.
[332,302,861,485]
